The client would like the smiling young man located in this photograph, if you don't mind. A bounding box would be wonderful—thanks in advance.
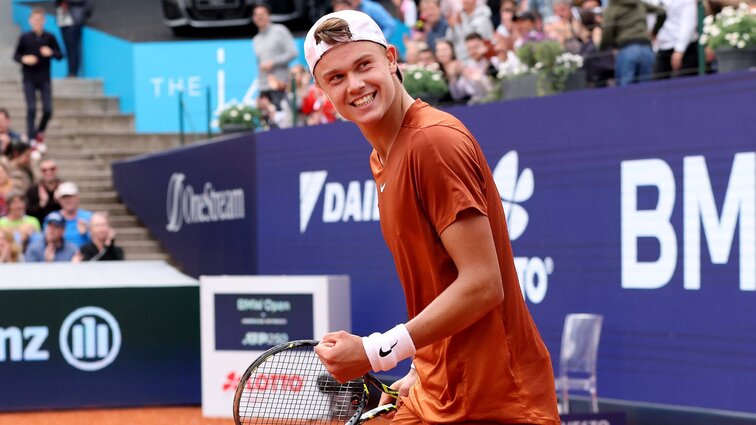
[306,10,559,425]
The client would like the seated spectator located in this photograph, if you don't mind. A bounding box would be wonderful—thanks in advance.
[26,158,61,223]
[0,191,41,251]
[0,108,24,157]
[0,162,13,216]
[433,38,471,104]
[393,0,418,28]
[0,228,24,263]
[417,0,449,51]
[4,139,36,194]
[25,211,77,262]
[301,84,338,126]
[544,0,581,53]
[497,0,517,37]
[257,92,293,130]
[333,0,397,40]
[513,11,545,48]
[55,181,92,248]
[459,32,497,103]
[76,211,124,262]
[417,47,437,66]
[447,0,496,60]
[288,64,313,126]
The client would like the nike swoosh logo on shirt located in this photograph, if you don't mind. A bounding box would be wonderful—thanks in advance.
[380,182,387,193]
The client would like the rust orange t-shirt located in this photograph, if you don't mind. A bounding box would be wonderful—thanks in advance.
[370,100,559,425]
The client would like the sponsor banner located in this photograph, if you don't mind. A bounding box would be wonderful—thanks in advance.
[112,135,258,277]
[0,283,200,410]
[200,275,350,418]
[214,293,314,350]
[115,72,756,414]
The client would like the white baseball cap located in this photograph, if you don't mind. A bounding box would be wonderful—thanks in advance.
[56,181,79,198]
[304,10,401,80]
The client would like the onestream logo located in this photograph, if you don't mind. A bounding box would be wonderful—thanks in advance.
[492,151,554,304]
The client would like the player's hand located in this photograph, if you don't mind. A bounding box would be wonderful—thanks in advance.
[21,55,38,65]
[40,46,53,57]
[314,331,371,383]
[379,367,418,418]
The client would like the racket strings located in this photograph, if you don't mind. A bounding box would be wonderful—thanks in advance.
[237,346,364,425]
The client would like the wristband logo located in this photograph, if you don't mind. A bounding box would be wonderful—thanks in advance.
[378,341,398,357]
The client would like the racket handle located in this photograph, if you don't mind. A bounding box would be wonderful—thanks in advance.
[358,404,397,423]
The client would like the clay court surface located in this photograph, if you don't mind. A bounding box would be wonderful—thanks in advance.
[0,408,394,425]
[0,407,233,425]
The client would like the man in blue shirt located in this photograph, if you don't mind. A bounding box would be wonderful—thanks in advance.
[352,0,397,41]
[25,211,77,262]
[55,181,92,248]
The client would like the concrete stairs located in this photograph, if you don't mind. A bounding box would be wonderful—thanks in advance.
[0,78,182,262]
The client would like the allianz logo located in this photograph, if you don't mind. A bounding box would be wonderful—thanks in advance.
[166,172,246,232]
[0,306,121,371]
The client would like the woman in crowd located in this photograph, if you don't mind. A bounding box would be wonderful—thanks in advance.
[0,191,41,252]
[0,228,23,263]
[433,38,471,104]
[0,162,14,216]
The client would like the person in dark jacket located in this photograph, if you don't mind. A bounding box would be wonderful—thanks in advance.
[600,0,665,85]
[76,211,124,261]
[13,7,64,143]
[55,0,92,77]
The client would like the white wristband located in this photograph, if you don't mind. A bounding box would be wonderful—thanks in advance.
[362,324,416,373]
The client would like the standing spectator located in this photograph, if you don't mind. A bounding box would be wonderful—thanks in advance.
[55,181,92,248]
[252,2,298,110]
[26,158,62,224]
[0,228,24,263]
[654,0,698,79]
[417,0,449,50]
[529,0,555,22]
[4,140,36,194]
[13,7,63,144]
[0,108,23,156]
[0,163,13,216]
[577,8,615,87]
[0,191,41,252]
[447,0,496,60]
[56,0,92,78]
[25,211,77,262]
[600,0,664,85]
[76,211,123,261]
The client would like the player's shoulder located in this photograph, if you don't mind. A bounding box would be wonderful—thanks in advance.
[403,102,477,153]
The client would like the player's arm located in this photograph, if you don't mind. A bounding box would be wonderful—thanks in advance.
[405,208,503,349]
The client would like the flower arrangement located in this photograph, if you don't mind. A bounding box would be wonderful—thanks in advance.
[217,102,263,131]
[513,40,584,95]
[400,63,449,101]
[700,3,756,50]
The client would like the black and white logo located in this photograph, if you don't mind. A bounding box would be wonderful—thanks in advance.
[59,307,122,372]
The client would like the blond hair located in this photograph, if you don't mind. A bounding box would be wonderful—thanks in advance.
[0,229,22,263]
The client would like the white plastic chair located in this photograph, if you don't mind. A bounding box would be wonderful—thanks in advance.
[554,313,603,414]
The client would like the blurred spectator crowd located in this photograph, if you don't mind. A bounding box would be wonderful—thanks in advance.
[247,0,749,131]
[0,108,123,264]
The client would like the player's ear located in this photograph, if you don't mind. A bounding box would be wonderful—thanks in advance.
[386,45,399,75]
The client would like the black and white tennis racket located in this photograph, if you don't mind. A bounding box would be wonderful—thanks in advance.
[233,339,399,425]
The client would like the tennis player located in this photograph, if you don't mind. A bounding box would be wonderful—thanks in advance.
[306,10,560,425]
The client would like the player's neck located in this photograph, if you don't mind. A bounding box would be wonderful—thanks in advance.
[360,89,414,163]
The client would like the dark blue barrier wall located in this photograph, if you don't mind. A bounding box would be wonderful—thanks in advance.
[113,71,756,414]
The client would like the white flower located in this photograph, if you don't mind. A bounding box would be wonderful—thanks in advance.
[737,40,746,48]
[413,71,423,80]
[230,109,239,118]
[243,113,252,121]
[236,104,244,111]
[700,34,709,44]
[704,15,714,25]
[211,119,219,128]
[431,73,441,81]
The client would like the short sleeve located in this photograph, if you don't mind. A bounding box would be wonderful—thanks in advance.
[410,126,488,235]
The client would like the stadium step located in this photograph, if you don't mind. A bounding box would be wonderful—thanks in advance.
[2,95,121,113]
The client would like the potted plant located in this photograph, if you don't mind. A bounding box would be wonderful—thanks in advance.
[401,63,449,104]
[217,102,263,134]
[701,2,756,73]
[513,40,585,96]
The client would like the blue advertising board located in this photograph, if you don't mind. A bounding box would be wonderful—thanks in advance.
[113,71,756,414]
